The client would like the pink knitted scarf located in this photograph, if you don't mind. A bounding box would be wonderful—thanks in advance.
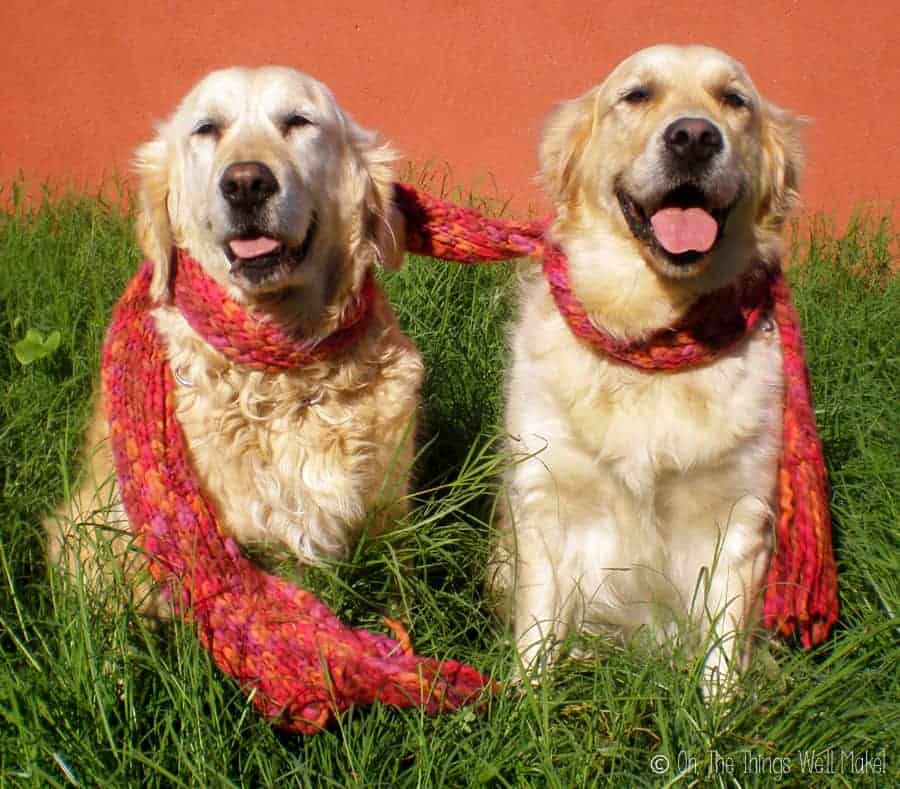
[396,183,838,648]
[103,250,492,735]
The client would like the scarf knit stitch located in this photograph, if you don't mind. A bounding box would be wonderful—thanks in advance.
[395,183,838,649]
[102,185,837,736]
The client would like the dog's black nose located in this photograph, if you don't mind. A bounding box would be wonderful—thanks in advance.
[663,117,723,165]
[220,161,279,210]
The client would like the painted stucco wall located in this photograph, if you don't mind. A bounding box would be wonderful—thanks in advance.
[4,1,898,225]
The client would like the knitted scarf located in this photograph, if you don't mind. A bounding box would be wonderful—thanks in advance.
[102,185,837,736]
[103,251,491,735]
[395,183,838,649]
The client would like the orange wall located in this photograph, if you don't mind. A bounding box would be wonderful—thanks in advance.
[3,1,898,226]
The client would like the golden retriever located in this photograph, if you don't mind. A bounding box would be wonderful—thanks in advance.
[490,45,803,695]
[46,67,422,613]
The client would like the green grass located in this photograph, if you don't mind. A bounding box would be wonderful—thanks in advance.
[1,191,898,787]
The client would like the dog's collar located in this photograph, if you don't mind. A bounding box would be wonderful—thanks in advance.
[541,243,775,371]
[171,250,376,373]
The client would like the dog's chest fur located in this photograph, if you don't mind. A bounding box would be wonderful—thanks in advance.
[503,276,783,628]
[153,303,422,565]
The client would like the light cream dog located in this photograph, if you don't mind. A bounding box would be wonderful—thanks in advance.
[46,67,422,613]
[490,45,803,694]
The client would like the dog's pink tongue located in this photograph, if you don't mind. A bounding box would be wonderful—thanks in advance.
[229,237,281,259]
[650,208,718,254]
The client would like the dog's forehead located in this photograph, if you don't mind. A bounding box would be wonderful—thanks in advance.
[174,67,335,122]
[605,45,752,90]
[252,66,335,111]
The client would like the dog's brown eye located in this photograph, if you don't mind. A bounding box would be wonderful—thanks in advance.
[722,91,748,109]
[622,87,651,104]
[192,121,220,137]
[283,113,312,132]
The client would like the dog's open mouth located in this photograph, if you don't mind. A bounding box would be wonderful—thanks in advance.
[224,215,317,283]
[617,184,732,266]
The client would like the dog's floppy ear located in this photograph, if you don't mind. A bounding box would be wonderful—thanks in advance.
[757,100,805,233]
[133,136,174,302]
[345,120,405,271]
[539,90,597,206]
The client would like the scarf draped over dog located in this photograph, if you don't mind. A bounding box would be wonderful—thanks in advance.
[395,183,838,648]
[103,252,492,735]
[102,185,837,735]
